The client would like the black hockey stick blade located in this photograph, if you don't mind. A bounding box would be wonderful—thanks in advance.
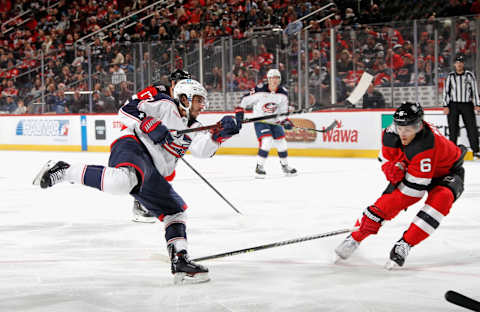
[175,108,313,135]
[192,227,357,262]
[445,290,480,311]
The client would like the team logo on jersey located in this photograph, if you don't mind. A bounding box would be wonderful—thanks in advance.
[162,133,192,158]
[262,102,277,113]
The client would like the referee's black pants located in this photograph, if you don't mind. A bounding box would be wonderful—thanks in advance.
[447,101,479,153]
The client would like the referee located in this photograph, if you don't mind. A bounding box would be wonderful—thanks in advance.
[443,54,480,159]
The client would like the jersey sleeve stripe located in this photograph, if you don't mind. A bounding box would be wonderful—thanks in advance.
[404,173,432,186]
[398,182,426,198]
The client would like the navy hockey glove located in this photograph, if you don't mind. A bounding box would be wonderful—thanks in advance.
[281,118,294,130]
[140,116,169,144]
[211,115,240,143]
[234,107,244,130]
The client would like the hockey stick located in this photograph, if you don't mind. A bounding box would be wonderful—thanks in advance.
[261,120,338,133]
[181,158,242,215]
[175,108,313,135]
[445,290,480,311]
[192,227,357,262]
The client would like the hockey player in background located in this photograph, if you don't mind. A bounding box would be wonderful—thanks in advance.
[335,102,466,269]
[238,68,297,178]
[33,79,243,284]
[131,69,192,223]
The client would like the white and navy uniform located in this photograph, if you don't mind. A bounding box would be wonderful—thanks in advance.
[239,84,290,159]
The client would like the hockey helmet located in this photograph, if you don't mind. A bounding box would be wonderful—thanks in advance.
[170,69,192,82]
[173,79,209,116]
[393,101,424,127]
[267,68,281,82]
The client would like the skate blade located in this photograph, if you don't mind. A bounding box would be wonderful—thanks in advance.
[131,216,157,223]
[173,272,210,285]
[32,160,55,187]
[385,260,401,270]
[284,172,298,177]
[255,174,266,179]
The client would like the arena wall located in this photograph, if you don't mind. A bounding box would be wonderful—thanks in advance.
[0,109,476,160]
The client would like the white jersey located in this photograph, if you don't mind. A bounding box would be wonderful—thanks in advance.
[239,83,289,122]
[118,87,219,178]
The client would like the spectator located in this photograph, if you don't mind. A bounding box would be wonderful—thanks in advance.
[70,91,88,113]
[111,63,126,85]
[3,95,17,113]
[12,98,27,114]
[55,89,70,114]
[362,83,386,108]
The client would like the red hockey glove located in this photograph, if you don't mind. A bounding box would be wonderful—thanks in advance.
[381,161,406,184]
[140,116,169,144]
[281,118,294,130]
[211,115,240,143]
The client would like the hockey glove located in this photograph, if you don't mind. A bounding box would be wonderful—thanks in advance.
[140,116,169,144]
[381,161,406,184]
[281,118,294,130]
[234,107,244,130]
[161,131,192,158]
[359,206,385,235]
[211,115,240,143]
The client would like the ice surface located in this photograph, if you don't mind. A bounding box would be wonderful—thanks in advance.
[1,151,479,311]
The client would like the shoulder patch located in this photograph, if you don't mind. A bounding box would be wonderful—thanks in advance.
[404,125,435,160]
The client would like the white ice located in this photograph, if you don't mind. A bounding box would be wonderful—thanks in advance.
[1,151,479,312]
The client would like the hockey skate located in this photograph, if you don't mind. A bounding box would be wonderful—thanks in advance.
[385,238,412,270]
[473,152,480,160]
[255,164,266,179]
[168,245,209,285]
[281,164,297,176]
[334,235,360,262]
[131,200,156,223]
[33,160,70,189]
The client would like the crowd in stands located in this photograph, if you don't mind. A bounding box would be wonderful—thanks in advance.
[0,0,479,113]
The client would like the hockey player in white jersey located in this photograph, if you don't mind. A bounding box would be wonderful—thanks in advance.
[238,68,297,178]
[131,69,192,223]
[33,79,243,284]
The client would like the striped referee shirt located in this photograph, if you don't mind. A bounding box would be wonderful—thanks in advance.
[442,70,480,107]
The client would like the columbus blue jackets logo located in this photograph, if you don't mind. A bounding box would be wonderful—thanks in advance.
[162,133,192,158]
[262,102,277,113]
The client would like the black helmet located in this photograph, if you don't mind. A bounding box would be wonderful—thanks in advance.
[455,54,465,63]
[170,69,191,82]
[393,101,424,126]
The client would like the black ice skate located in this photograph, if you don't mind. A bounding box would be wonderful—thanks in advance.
[255,164,266,179]
[131,200,156,223]
[385,238,412,270]
[32,160,70,189]
[168,245,209,284]
[281,164,297,176]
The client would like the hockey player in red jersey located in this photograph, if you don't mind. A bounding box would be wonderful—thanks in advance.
[335,102,466,269]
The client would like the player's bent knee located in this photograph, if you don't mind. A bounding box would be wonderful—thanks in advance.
[260,136,273,151]
[102,167,139,195]
[274,138,287,151]
[426,186,454,215]
[359,206,385,235]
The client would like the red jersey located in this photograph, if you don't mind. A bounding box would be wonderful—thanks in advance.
[378,122,461,208]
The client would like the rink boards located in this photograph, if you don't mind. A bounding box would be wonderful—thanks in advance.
[0,109,477,159]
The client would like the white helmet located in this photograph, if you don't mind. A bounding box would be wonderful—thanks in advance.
[267,68,281,83]
[173,79,209,115]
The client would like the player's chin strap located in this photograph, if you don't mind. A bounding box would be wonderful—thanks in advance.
[173,107,315,136]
